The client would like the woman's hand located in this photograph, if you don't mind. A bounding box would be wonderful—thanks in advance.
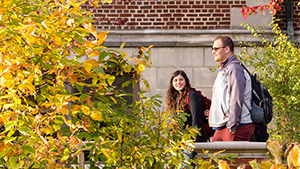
[204,110,210,119]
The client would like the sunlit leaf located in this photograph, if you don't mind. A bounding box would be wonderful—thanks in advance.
[83,61,93,73]
[259,160,274,169]
[107,75,115,86]
[138,64,145,72]
[287,144,300,168]
[22,145,35,154]
[89,50,100,57]
[4,137,16,144]
[249,160,260,169]
[267,140,283,164]
[9,156,24,169]
[218,160,230,169]
[81,105,90,115]
[90,112,103,122]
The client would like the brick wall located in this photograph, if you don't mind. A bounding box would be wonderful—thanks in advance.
[83,0,246,30]
[275,1,300,32]
[83,0,299,31]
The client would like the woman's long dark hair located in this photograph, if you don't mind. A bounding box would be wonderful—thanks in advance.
[166,70,191,112]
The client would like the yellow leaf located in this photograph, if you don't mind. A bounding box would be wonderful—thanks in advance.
[218,160,230,169]
[117,133,122,141]
[110,96,117,104]
[287,144,300,168]
[67,18,75,28]
[85,59,99,67]
[83,22,97,38]
[97,31,109,40]
[138,64,145,72]
[90,112,103,121]
[81,105,90,115]
[83,61,92,73]
[249,160,260,169]
[107,75,115,86]
[270,164,286,169]
[259,160,274,169]
[267,140,283,164]
[89,50,100,58]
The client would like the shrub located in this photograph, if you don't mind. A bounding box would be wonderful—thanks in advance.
[238,21,300,144]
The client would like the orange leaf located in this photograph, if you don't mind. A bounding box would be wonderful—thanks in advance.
[219,160,230,169]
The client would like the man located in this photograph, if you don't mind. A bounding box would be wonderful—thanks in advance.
[209,36,255,141]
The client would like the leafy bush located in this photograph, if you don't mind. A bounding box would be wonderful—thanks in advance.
[0,0,197,168]
[238,20,300,144]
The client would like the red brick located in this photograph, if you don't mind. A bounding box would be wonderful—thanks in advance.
[147,14,159,17]
[140,22,151,25]
[180,22,191,25]
[160,14,172,17]
[120,14,131,17]
[173,14,185,17]
[133,14,145,17]
[153,6,165,9]
[114,5,126,9]
[107,14,119,17]
[166,22,178,25]
[200,14,211,17]
[153,22,165,25]
[167,5,178,8]
[127,6,138,9]
[187,14,198,17]
[102,6,113,9]
[179,5,191,8]
[206,22,218,25]
[205,5,217,8]
[193,22,204,25]
[219,22,230,25]
[213,14,225,17]
[140,6,151,9]
[192,5,204,8]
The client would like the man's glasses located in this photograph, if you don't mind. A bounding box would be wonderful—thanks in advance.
[212,46,226,51]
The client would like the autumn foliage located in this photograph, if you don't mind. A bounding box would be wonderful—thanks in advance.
[0,0,200,168]
[240,0,284,19]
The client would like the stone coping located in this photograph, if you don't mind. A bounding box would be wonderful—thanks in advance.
[102,29,300,47]
[194,141,268,159]
[195,141,266,151]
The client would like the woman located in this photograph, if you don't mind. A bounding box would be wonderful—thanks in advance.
[166,70,207,168]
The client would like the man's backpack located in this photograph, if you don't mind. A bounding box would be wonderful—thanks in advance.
[186,89,215,141]
[239,63,274,125]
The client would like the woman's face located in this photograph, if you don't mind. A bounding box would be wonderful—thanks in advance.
[172,74,186,92]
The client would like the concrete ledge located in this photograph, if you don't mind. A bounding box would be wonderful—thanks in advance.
[194,141,268,159]
[102,29,300,47]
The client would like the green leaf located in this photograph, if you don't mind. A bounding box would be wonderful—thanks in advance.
[0,147,13,158]
[120,41,126,51]
[52,124,61,132]
[4,137,16,144]
[22,145,35,154]
[9,156,24,169]
[122,80,131,88]
[4,121,15,130]
[19,126,33,136]
[93,67,104,74]
[76,83,84,93]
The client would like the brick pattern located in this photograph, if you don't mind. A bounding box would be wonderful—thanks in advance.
[82,0,299,31]
[83,0,246,30]
[275,1,300,32]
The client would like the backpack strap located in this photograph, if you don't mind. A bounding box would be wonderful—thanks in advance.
[186,88,196,111]
[224,61,252,112]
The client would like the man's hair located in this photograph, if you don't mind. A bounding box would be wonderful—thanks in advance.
[214,36,234,52]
